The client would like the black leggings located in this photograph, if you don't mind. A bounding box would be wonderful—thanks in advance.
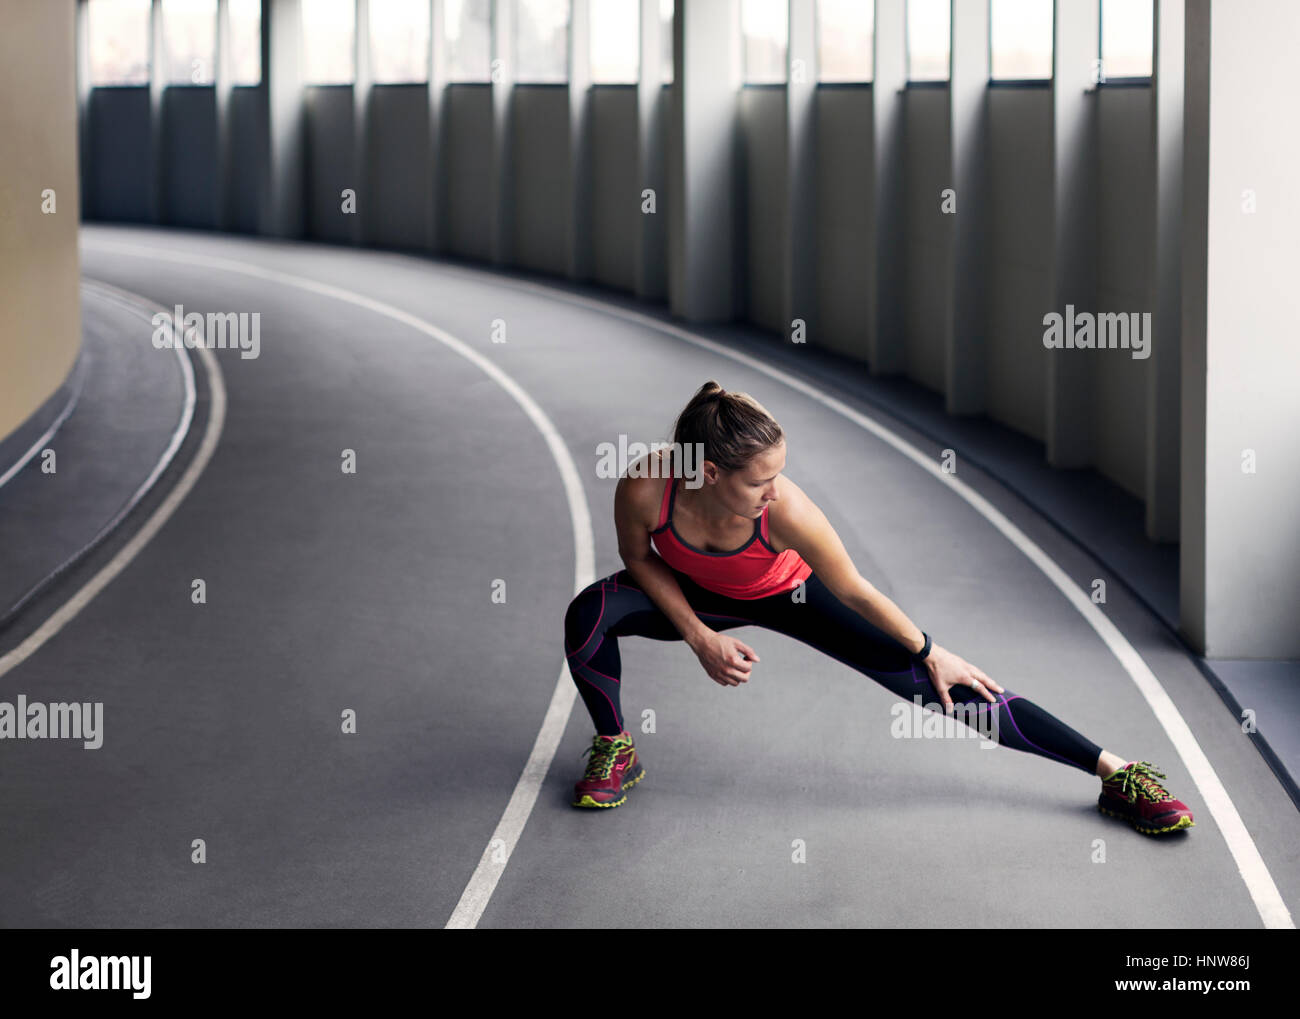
[563,568,1103,775]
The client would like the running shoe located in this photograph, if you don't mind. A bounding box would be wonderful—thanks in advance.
[1098,760,1195,834]
[572,731,645,809]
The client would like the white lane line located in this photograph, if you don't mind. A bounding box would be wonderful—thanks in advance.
[0,284,221,679]
[82,236,1293,931]
[79,237,596,931]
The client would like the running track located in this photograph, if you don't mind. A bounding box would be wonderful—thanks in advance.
[0,223,1294,928]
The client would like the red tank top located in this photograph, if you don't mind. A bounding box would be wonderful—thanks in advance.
[649,459,812,600]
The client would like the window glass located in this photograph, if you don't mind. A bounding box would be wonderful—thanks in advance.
[516,0,570,83]
[817,0,873,83]
[301,0,355,85]
[742,0,788,84]
[370,0,430,83]
[990,0,1052,80]
[89,0,152,86]
[590,0,638,83]
[1100,0,1153,79]
[907,0,949,82]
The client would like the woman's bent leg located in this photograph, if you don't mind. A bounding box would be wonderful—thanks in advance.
[563,569,752,735]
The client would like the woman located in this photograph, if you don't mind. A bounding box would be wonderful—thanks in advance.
[564,381,1194,835]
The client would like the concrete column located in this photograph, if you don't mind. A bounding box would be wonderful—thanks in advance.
[1045,0,1099,467]
[1144,0,1182,541]
[353,0,373,246]
[427,0,448,251]
[75,0,92,218]
[667,0,740,322]
[869,0,906,373]
[489,0,515,266]
[261,0,305,237]
[1181,0,1300,657]
[148,0,166,223]
[945,0,989,414]
[568,0,593,280]
[0,0,82,442]
[784,0,816,344]
[215,0,234,230]
[634,0,667,301]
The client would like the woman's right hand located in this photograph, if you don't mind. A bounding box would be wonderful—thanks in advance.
[689,630,760,687]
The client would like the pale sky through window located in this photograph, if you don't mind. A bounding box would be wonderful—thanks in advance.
[991,0,1053,80]
[908,0,950,81]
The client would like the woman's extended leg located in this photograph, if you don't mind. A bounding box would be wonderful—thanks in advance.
[744,573,1105,775]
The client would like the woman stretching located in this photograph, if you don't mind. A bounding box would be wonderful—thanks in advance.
[564,381,1195,835]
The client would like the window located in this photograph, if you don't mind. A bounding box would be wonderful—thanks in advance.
[590,0,638,83]
[990,0,1052,80]
[88,0,151,86]
[660,0,673,83]
[1100,0,1153,79]
[228,0,261,85]
[817,0,872,83]
[906,0,949,82]
[370,0,430,83]
[301,0,355,85]
[516,0,570,83]
[162,0,216,84]
[445,0,491,82]
[741,0,788,84]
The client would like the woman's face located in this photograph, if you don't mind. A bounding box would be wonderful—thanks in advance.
[708,439,786,518]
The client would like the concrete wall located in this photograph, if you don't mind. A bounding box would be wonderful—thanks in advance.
[162,87,219,227]
[985,87,1053,441]
[511,85,570,276]
[589,85,638,292]
[738,87,787,334]
[228,87,267,234]
[87,88,151,222]
[814,86,873,361]
[1095,85,1154,500]
[902,86,952,393]
[304,86,355,243]
[443,84,494,262]
[369,85,432,251]
[0,0,81,443]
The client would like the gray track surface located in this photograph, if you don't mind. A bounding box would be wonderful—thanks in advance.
[0,285,187,621]
[1,223,1294,928]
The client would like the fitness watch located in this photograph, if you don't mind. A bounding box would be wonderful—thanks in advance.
[910,631,932,664]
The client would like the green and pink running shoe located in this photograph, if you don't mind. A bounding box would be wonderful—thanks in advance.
[1099,761,1195,835]
[572,731,646,809]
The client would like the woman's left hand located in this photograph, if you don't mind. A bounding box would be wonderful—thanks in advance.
[922,645,1004,711]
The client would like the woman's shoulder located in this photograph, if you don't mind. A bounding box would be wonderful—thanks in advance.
[765,473,820,550]
[615,448,674,530]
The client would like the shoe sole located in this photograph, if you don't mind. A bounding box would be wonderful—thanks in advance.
[1099,803,1195,835]
[572,764,645,809]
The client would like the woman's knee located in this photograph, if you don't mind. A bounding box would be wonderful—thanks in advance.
[564,580,608,652]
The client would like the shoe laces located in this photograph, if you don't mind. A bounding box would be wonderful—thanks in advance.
[579,735,627,780]
[1110,761,1172,804]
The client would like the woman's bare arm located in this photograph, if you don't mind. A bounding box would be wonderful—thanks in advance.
[769,477,1003,706]
[614,466,759,687]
